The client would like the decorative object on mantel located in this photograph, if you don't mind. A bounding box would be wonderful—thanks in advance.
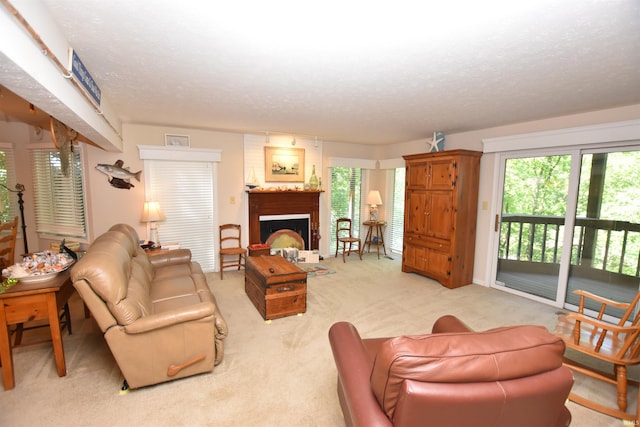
[95,160,141,190]
[366,190,383,222]
[427,131,445,152]
[164,134,190,147]
[246,168,260,189]
[309,165,319,190]
[247,188,323,193]
[264,146,305,182]
[141,201,166,248]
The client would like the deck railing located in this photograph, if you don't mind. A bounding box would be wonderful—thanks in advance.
[500,214,640,278]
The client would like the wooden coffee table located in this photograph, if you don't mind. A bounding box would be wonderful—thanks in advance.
[0,270,75,390]
[245,255,307,320]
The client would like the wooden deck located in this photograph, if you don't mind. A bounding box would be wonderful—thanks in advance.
[497,268,638,319]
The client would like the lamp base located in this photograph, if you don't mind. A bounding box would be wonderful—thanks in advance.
[149,224,161,248]
[369,206,379,222]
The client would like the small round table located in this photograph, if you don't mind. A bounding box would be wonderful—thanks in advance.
[362,221,387,259]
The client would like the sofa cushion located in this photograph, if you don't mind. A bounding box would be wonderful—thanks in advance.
[150,275,202,302]
[370,325,565,420]
[71,232,131,305]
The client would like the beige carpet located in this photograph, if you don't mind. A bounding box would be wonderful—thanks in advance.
[0,255,630,426]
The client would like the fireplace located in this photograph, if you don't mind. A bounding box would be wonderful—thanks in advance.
[247,190,322,250]
[260,214,310,250]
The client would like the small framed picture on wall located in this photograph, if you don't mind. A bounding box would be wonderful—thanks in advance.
[164,134,190,147]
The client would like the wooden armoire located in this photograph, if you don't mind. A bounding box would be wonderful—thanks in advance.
[402,150,482,288]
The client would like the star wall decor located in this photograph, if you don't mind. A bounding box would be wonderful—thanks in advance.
[427,131,445,152]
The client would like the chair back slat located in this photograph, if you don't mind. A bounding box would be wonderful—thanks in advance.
[0,216,18,269]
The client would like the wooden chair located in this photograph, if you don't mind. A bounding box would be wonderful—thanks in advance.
[219,224,246,279]
[0,216,18,270]
[335,218,362,263]
[554,289,640,422]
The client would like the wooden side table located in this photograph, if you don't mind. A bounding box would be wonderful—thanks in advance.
[0,270,74,390]
[362,221,387,259]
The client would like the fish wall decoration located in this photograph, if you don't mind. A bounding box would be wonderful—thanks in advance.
[95,160,142,190]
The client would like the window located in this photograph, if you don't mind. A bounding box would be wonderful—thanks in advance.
[145,159,216,272]
[329,167,362,252]
[485,119,640,313]
[31,147,87,239]
[389,167,405,253]
[0,145,18,224]
[138,145,222,273]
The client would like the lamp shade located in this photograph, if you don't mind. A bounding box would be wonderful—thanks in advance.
[366,190,382,206]
[141,201,166,223]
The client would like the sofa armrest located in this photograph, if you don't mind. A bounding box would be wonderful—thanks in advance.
[329,322,393,427]
[124,301,215,334]
[431,315,473,334]
[148,249,192,267]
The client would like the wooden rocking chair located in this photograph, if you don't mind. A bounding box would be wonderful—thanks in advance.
[555,289,640,422]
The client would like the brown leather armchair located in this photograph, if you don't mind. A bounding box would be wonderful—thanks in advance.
[328,315,574,427]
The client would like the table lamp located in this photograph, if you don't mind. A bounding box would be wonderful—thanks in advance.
[366,190,382,222]
[141,201,166,248]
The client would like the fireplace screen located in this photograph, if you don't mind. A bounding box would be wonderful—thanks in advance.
[259,214,310,250]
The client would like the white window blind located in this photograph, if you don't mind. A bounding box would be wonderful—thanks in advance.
[146,160,216,272]
[389,167,405,253]
[0,146,19,223]
[329,167,362,253]
[31,147,87,239]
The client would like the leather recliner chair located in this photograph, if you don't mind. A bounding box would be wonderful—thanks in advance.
[328,315,574,427]
[71,224,228,389]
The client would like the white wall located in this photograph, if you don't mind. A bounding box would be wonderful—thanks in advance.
[5,102,640,273]
[82,124,246,244]
[377,104,640,286]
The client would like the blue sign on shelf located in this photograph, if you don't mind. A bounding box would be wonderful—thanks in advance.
[69,48,101,106]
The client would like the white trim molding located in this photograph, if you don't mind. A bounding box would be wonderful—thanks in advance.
[327,157,377,169]
[138,145,222,162]
[379,157,405,169]
[482,119,640,153]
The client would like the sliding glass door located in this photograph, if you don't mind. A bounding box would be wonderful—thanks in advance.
[567,150,640,316]
[496,154,571,301]
[494,147,640,315]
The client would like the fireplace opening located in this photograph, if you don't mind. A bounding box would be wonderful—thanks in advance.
[260,214,310,250]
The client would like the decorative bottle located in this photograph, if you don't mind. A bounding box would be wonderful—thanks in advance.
[309,165,319,190]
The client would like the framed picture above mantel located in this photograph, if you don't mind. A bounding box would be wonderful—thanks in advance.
[264,147,305,182]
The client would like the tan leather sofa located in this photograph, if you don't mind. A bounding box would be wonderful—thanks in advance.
[328,315,574,427]
[71,223,228,389]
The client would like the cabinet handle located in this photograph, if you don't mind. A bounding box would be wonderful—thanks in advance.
[276,286,295,293]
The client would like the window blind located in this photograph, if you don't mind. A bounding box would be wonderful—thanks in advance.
[31,148,87,239]
[329,167,362,253]
[389,167,405,253]
[146,159,216,272]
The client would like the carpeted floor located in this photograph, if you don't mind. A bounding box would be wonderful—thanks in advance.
[0,255,629,426]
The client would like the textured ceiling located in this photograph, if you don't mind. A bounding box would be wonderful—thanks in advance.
[8,0,640,144]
